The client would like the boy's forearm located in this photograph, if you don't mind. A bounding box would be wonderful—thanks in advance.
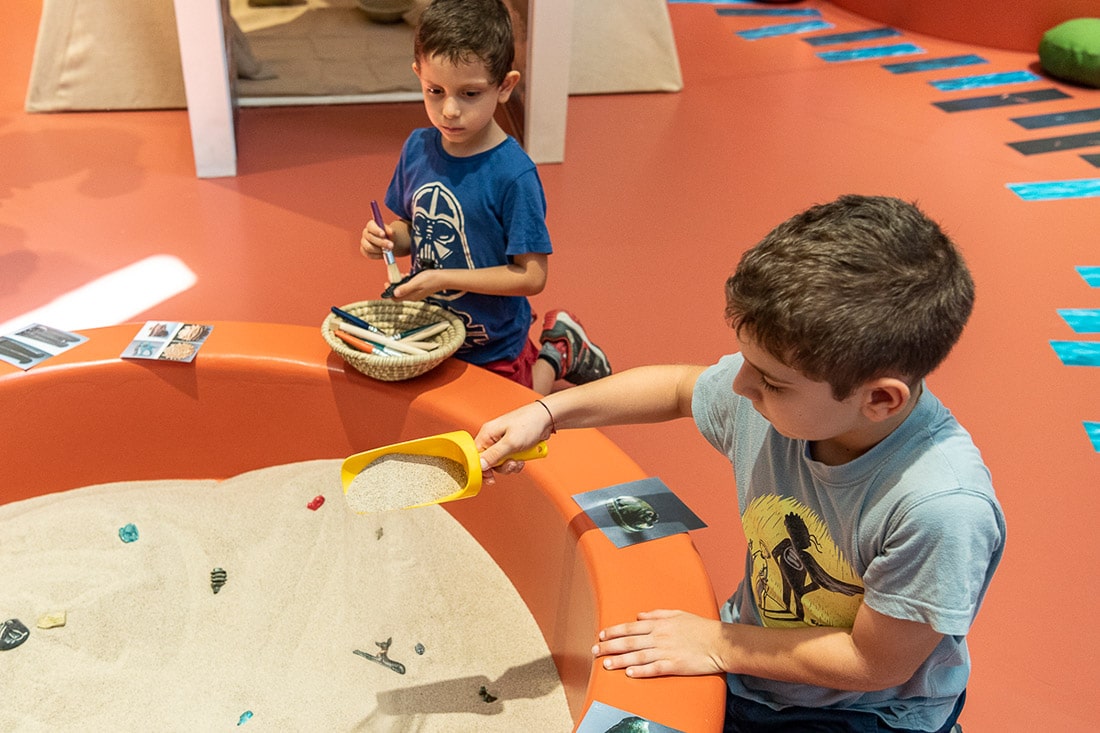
[430,263,546,296]
[541,365,704,430]
[720,623,883,691]
[719,606,942,692]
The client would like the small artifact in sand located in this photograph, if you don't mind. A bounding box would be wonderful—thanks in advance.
[345,454,467,513]
[37,611,67,629]
[353,637,407,674]
[1,618,30,651]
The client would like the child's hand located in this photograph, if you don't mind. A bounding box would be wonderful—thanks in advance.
[359,219,392,260]
[592,609,727,678]
[475,403,555,484]
[388,269,446,301]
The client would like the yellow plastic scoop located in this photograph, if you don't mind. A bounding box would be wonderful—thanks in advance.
[341,430,548,513]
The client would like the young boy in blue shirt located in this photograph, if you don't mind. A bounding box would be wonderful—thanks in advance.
[475,195,1005,732]
[360,0,609,394]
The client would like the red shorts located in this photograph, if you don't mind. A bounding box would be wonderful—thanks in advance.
[480,338,539,388]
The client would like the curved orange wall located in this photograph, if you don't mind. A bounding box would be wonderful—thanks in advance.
[0,322,726,730]
[830,0,1097,52]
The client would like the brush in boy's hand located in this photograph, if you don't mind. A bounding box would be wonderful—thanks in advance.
[372,200,402,284]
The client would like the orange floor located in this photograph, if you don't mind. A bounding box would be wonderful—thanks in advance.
[2,1,1098,730]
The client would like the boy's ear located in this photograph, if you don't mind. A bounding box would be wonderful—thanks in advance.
[497,70,521,102]
[412,61,421,78]
[860,378,911,422]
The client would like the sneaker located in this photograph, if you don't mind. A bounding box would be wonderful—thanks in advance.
[538,310,611,384]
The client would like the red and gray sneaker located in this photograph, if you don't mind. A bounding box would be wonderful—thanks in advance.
[537,310,611,384]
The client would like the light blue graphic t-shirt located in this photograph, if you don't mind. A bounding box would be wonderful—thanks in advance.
[693,353,1005,731]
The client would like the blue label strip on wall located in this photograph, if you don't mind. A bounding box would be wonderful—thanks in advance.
[1008,130,1100,155]
[1059,309,1100,334]
[883,54,986,74]
[1080,267,1100,287]
[1011,108,1100,130]
[934,89,1071,112]
[1008,178,1100,201]
[818,43,924,63]
[737,20,833,40]
[1050,341,1100,366]
[1085,422,1100,452]
[802,27,900,46]
[931,70,1040,92]
[718,7,822,17]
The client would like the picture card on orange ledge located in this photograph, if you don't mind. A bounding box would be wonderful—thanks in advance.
[121,321,213,363]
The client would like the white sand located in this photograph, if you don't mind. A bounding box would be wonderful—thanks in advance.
[0,460,572,731]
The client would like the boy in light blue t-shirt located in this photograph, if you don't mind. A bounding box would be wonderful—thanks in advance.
[476,195,1006,733]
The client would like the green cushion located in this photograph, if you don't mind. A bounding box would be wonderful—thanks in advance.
[1039,18,1100,89]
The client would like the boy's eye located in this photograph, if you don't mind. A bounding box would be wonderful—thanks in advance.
[760,378,782,394]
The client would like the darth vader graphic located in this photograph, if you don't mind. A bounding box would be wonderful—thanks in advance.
[408,182,488,347]
[410,182,474,300]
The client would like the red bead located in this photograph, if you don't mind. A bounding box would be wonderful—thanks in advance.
[307,495,325,510]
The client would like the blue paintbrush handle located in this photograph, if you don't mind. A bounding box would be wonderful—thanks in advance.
[331,306,385,335]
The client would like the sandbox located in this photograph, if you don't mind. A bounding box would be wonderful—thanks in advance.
[0,321,725,730]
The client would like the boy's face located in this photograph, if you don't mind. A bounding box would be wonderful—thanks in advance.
[732,333,865,443]
[413,54,520,156]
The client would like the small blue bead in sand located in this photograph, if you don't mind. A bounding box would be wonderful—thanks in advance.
[118,523,139,543]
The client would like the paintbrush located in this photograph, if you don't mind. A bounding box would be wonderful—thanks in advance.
[372,200,402,284]
[337,322,428,356]
[334,329,397,357]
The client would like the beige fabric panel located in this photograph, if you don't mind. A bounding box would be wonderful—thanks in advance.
[25,0,682,112]
[25,0,187,111]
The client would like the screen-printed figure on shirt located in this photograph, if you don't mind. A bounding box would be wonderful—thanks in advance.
[744,495,864,628]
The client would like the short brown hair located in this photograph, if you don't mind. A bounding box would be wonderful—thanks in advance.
[414,0,515,86]
[725,195,974,399]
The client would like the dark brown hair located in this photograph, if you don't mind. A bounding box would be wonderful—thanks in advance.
[725,195,974,399]
[414,0,515,86]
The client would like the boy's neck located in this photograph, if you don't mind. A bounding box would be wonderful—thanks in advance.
[810,383,923,466]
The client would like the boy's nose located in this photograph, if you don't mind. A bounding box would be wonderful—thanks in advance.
[442,97,461,118]
[732,367,759,401]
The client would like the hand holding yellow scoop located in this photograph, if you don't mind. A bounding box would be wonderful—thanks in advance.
[341,430,548,513]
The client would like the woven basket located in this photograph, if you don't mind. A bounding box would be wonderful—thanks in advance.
[322,300,465,381]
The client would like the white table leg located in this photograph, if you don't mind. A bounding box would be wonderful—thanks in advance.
[173,0,236,178]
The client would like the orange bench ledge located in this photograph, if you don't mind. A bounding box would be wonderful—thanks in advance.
[0,322,725,730]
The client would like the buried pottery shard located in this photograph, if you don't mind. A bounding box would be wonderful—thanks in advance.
[211,567,228,593]
[354,637,406,674]
[37,611,67,629]
[1,618,30,650]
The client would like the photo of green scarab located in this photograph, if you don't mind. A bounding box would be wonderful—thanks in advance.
[606,496,659,533]
[604,715,650,732]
